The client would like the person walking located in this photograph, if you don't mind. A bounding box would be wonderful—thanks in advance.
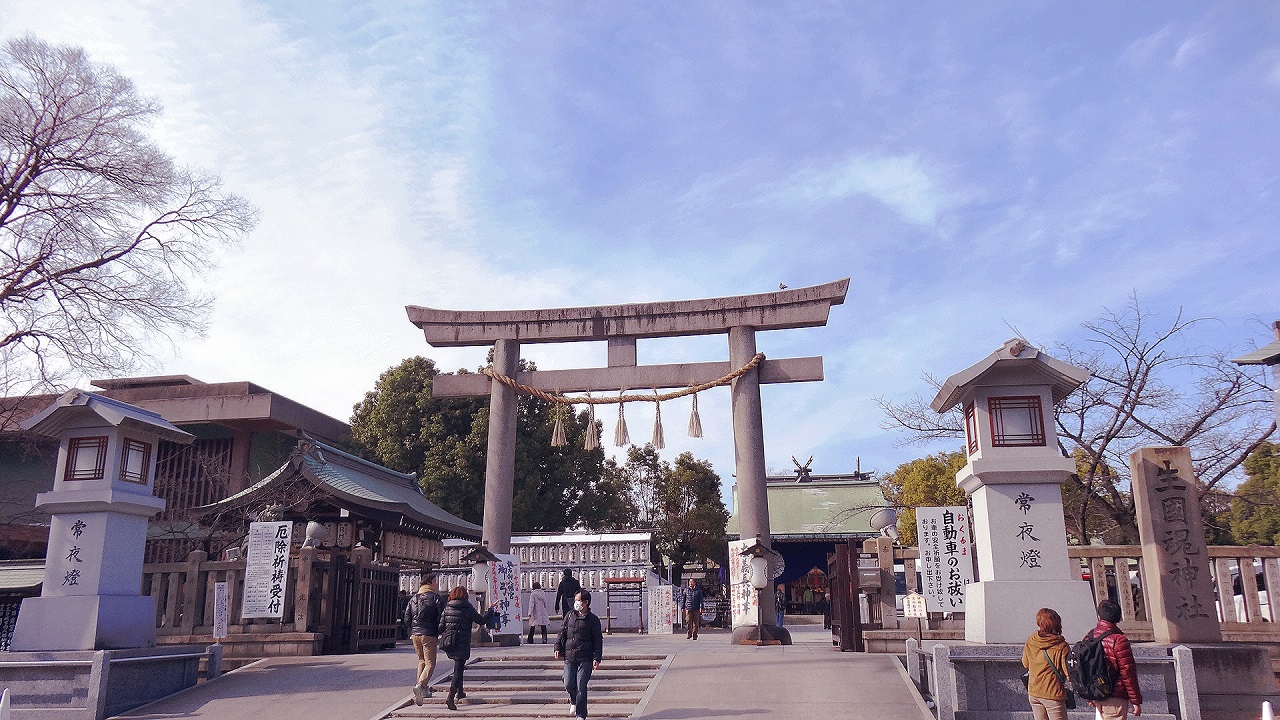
[775,586,786,627]
[526,581,550,644]
[556,589,603,720]
[681,579,704,640]
[1021,608,1071,720]
[1085,600,1142,718]
[555,569,582,617]
[439,586,495,711]
[404,574,446,705]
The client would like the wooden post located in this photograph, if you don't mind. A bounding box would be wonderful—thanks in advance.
[848,539,865,652]
[181,550,207,634]
[294,547,316,632]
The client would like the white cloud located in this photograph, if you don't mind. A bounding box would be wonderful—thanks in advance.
[775,153,971,228]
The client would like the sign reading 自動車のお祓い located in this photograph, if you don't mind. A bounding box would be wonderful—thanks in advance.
[241,521,292,619]
[916,506,974,612]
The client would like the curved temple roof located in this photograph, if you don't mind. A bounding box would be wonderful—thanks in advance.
[198,438,481,540]
[407,278,850,347]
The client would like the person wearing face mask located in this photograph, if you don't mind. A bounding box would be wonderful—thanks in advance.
[555,590,603,720]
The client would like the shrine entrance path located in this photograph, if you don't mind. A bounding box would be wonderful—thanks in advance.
[116,624,930,720]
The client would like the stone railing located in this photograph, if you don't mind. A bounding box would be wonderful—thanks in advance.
[861,543,1280,652]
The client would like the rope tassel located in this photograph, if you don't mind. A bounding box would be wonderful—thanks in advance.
[688,392,703,438]
[651,389,665,449]
[551,403,567,448]
[614,390,630,447]
[583,394,599,451]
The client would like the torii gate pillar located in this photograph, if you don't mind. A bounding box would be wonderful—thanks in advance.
[483,339,520,554]
[729,327,769,552]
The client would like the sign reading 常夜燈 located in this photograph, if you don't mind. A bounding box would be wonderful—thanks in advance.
[487,554,521,635]
[241,521,292,619]
[915,506,974,612]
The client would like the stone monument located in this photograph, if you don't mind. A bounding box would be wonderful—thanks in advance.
[1130,446,1221,644]
[11,390,193,650]
[930,338,1096,643]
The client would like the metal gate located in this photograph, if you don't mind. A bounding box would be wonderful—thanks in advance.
[325,557,401,654]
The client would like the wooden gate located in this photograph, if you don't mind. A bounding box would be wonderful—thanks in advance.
[325,555,401,654]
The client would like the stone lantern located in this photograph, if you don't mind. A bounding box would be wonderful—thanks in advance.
[11,390,193,651]
[930,339,1096,643]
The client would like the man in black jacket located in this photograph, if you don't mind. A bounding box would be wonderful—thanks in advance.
[555,590,603,720]
[555,569,582,617]
[403,574,445,705]
[680,579,705,640]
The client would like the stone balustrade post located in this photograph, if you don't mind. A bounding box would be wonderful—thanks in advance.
[181,550,207,635]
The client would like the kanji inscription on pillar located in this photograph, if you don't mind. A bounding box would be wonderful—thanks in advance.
[1130,446,1222,643]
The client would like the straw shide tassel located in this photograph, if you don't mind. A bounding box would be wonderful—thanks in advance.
[651,389,665,449]
[583,394,599,451]
[551,403,567,448]
[687,392,703,438]
[614,390,630,447]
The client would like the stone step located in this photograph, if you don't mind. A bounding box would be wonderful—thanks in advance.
[479,654,665,661]
[419,693,642,705]
[389,708,631,719]
[433,683,648,693]
[450,671,656,681]
[471,661,662,670]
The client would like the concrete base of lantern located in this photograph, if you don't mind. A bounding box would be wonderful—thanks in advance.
[963,579,1096,644]
[730,623,791,646]
[11,594,157,651]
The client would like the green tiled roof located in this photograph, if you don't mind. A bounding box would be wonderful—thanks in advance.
[0,560,44,592]
[728,479,889,538]
[199,439,481,540]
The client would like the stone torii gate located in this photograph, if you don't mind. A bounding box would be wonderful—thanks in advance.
[406,279,849,637]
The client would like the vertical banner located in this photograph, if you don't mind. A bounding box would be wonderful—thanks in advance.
[727,539,758,628]
[915,506,974,612]
[487,553,521,635]
[647,585,675,634]
[213,581,229,640]
[241,521,292,619]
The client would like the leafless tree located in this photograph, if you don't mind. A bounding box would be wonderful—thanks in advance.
[0,36,256,392]
[876,296,1276,543]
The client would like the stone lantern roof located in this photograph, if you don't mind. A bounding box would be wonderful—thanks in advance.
[930,338,1089,414]
[1232,321,1280,366]
[21,389,193,444]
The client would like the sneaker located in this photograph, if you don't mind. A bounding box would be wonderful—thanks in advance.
[456,691,467,699]
[424,686,433,699]
[569,701,576,716]
[412,684,423,706]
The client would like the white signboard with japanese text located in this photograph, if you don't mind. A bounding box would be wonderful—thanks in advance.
[241,521,292,619]
[213,581,229,639]
[487,554,522,636]
[727,539,758,628]
[902,592,928,619]
[915,506,974,612]
[647,585,676,634]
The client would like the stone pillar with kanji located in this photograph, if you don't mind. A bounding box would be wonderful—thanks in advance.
[10,391,193,651]
[1130,446,1222,643]
[930,339,1097,643]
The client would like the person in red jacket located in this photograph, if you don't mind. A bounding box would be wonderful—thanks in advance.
[1086,600,1141,718]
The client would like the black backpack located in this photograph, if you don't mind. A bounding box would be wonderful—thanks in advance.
[1066,628,1118,701]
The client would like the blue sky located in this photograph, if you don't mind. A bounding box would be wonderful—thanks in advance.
[3,1,1277,496]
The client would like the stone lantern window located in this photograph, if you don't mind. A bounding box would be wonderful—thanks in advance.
[964,403,979,455]
[66,435,109,480]
[988,395,1045,447]
[119,438,153,484]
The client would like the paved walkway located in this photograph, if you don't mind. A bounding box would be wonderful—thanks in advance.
[118,625,932,720]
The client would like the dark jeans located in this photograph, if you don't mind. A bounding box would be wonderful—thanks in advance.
[527,624,547,643]
[449,656,467,696]
[564,659,594,718]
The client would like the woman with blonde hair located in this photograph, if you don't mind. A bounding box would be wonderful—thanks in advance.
[1021,607,1073,720]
